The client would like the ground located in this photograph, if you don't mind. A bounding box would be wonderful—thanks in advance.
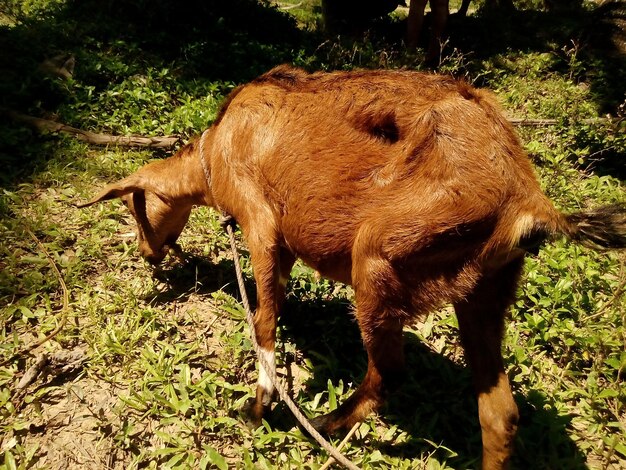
[1,0,625,468]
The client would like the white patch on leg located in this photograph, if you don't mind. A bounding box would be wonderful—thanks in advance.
[257,347,275,405]
[510,213,536,248]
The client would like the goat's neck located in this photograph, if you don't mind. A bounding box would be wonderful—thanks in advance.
[158,146,213,208]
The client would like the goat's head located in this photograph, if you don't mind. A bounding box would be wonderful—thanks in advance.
[78,164,192,265]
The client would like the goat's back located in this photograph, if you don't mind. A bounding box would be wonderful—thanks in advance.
[207,66,560,303]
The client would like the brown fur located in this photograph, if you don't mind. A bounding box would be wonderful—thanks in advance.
[81,66,626,470]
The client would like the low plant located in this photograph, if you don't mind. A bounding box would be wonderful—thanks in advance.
[0,0,624,469]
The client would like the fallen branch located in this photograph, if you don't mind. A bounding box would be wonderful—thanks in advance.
[277,2,303,10]
[2,108,181,149]
[508,117,617,127]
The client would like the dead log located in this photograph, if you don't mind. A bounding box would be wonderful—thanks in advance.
[2,108,181,149]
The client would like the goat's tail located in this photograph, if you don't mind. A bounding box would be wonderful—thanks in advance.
[558,204,626,250]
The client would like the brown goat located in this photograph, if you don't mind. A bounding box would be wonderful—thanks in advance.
[80,65,626,469]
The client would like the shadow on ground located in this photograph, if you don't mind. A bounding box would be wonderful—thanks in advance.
[148,254,242,304]
[150,254,587,468]
[280,294,587,469]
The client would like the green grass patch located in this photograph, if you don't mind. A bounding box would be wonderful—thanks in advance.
[1,0,624,468]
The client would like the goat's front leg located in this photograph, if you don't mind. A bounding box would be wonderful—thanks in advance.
[247,240,295,425]
[454,259,524,470]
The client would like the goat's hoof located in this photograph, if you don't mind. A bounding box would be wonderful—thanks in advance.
[240,397,271,430]
[240,397,262,429]
[309,411,340,435]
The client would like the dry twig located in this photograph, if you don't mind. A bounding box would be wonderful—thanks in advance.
[13,353,49,396]
[319,423,361,470]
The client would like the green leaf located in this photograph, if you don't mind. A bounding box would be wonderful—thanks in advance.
[596,389,619,399]
[327,380,337,411]
[3,451,17,470]
[166,451,187,468]
[200,445,228,470]
[615,442,626,458]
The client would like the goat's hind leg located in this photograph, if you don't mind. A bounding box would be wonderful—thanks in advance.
[311,265,406,434]
[310,315,405,434]
[453,259,524,470]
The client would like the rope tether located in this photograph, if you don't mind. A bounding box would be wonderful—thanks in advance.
[220,216,361,470]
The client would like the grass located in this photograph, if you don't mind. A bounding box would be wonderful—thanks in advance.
[1,0,625,468]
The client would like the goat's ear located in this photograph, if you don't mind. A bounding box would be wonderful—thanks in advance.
[77,175,144,208]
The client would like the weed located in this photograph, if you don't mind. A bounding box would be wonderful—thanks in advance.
[0,0,624,469]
